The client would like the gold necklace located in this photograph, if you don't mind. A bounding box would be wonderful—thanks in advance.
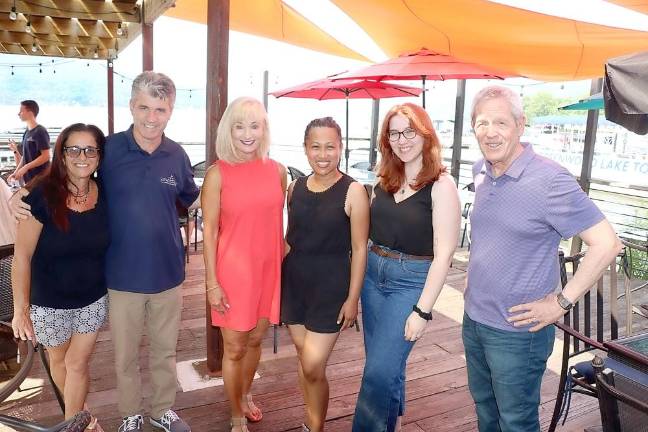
[69,183,90,205]
[400,177,417,194]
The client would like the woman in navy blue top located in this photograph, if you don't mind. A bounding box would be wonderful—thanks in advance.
[12,123,109,430]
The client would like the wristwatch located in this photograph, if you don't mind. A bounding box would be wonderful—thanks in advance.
[556,293,574,311]
[413,305,433,321]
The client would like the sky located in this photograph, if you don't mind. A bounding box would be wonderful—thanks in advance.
[2,0,644,147]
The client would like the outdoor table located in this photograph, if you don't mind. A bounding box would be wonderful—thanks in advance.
[604,331,648,377]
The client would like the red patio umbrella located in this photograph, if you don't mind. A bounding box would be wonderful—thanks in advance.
[270,76,422,170]
[336,48,511,108]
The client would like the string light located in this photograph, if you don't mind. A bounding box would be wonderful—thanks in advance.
[31,42,37,52]
[93,47,99,59]
[25,17,32,33]
[116,22,124,36]
[9,0,17,20]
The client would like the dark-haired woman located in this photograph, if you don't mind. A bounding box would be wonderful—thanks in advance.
[11,123,109,431]
[352,104,461,432]
[282,117,369,432]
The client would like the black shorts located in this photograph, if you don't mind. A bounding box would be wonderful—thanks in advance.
[281,252,350,333]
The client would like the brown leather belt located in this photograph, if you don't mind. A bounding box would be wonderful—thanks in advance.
[370,244,433,261]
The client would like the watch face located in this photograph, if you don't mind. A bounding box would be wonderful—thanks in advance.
[558,293,572,310]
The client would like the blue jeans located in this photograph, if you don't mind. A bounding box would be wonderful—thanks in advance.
[353,246,431,432]
[462,313,555,432]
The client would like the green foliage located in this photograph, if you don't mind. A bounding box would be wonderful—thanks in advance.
[522,91,575,121]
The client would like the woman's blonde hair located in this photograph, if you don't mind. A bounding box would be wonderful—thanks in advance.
[215,97,270,163]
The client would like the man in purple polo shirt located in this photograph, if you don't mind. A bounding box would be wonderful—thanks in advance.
[463,85,622,432]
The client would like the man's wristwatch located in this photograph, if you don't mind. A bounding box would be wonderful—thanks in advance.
[556,293,574,311]
[413,305,433,321]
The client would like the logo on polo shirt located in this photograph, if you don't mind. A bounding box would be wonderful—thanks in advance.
[160,175,177,187]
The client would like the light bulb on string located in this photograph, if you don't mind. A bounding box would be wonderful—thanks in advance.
[116,23,124,36]
[11,65,14,76]
[25,17,32,33]
[31,42,37,52]
[9,7,17,21]
[93,48,99,59]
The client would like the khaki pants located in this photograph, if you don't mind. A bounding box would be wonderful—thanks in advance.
[108,286,182,419]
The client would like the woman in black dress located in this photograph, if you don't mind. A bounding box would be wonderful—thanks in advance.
[12,123,109,430]
[282,117,369,432]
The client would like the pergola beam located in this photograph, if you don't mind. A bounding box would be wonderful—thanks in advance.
[0,16,127,38]
[0,0,139,22]
[0,31,116,49]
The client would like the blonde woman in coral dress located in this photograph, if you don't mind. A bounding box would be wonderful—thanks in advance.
[202,97,286,432]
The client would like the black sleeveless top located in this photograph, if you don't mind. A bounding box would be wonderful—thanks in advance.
[24,182,110,309]
[370,182,434,256]
[286,173,355,254]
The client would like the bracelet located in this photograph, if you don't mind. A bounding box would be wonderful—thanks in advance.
[412,304,433,321]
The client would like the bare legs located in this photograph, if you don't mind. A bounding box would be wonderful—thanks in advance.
[221,318,270,432]
[288,325,339,432]
[44,332,100,419]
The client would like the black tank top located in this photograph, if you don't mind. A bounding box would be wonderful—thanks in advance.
[286,173,355,254]
[370,183,434,256]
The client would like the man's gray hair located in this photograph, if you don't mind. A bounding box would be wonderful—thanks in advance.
[131,71,176,107]
[471,85,524,127]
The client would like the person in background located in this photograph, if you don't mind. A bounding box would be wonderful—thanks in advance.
[201,97,286,432]
[11,123,108,431]
[8,100,50,185]
[463,85,622,432]
[282,117,369,432]
[352,103,461,432]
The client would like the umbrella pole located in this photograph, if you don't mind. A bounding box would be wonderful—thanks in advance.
[422,76,426,108]
[345,96,350,171]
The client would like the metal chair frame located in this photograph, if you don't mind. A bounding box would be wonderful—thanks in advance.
[549,250,620,431]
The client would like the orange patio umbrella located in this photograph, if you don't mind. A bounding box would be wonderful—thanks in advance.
[270,76,422,170]
[331,0,648,80]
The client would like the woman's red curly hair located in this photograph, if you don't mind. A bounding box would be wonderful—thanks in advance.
[377,103,446,194]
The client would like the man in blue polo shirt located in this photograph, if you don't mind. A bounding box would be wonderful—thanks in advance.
[463,85,622,432]
[101,72,199,432]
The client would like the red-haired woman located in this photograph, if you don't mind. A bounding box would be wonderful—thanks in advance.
[352,104,461,432]
[11,123,108,431]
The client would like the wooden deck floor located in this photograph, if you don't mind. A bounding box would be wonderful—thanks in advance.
[1,248,607,431]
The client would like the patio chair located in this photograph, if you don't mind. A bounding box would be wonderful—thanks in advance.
[287,166,306,181]
[596,366,648,432]
[548,250,623,431]
[0,322,91,432]
[1,244,14,323]
[618,239,648,326]
[459,183,474,249]
[0,244,66,413]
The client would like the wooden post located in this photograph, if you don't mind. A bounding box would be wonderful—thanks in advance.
[205,0,229,374]
[107,59,114,135]
[263,70,269,111]
[369,100,380,170]
[142,2,153,71]
[451,79,466,184]
[570,78,603,255]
